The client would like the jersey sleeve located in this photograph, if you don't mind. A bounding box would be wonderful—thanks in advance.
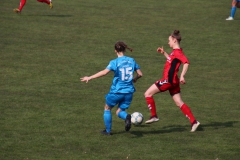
[132,58,140,71]
[106,60,116,71]
[176,51,190,64]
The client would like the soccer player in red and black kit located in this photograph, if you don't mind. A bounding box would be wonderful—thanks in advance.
[144,30,200,132]
[13,0,53,13]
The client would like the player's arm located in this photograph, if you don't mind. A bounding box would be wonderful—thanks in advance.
[133,69,143,83]
[157,46,169,59]
[180,63,189,84]
[80,69,110,83]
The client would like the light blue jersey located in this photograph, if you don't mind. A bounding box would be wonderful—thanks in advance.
[106,56,140,94]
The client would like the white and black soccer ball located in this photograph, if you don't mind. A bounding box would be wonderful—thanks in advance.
[131,112,144,125]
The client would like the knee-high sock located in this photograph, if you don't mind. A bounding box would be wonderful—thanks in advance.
[19,0,26,11]
[103,110,112,133]
[230,6,237,18]
[180,103,196,124]
[37,0,50,5]
[117,110,127,120]
[145,96,157,117]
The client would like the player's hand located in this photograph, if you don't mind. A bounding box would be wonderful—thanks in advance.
[157,46,164,54]
[133,78,137,83]
[132,74,142,83]
[80,76,91,83]
[180,76,186,84]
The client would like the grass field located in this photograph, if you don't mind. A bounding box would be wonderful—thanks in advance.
[1,0,240,159]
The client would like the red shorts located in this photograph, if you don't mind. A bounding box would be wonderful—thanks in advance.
[155,78,180,96]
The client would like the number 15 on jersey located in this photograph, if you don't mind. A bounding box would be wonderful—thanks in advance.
[119,67,133,81]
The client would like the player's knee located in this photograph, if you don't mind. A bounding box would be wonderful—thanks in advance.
[173,98,183,107]
[115,108,122,116]
[144,91,150,97]
[144,92,147,97]
[104,105,111,110]
[175,101,184,107]
[232,1,237,6]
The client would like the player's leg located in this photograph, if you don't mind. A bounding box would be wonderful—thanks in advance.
[37,0,53,9]
[230,0,237,18]
[116,108,127,120]
[171,92,200,132]
[37,0,50,4]
[13,0,26,13]
[144,79,171,124]
[144,84,160,124]
[116,108,131,131]
[49,0,53,9]
[101,93,119,135]
[117,93,133,131]
[101,104,113,135]
[226,0,238,20]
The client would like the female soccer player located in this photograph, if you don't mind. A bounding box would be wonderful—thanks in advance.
[226,0,240,20]
[13,0,53,13]
[144,30,200,132]
[81,41,143,136]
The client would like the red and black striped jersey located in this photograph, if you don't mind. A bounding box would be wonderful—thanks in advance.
[162,49,189,84]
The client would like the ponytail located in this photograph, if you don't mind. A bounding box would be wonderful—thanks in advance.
[115,41,133,52]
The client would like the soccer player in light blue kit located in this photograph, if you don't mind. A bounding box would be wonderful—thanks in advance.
[80,41,143,136]
[226,0,240,20]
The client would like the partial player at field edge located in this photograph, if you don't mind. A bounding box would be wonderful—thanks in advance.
[226,0,240,20]
[13,0,53,13]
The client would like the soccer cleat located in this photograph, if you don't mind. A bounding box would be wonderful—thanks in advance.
[49,2,53,9]
[190,120,200,132]
[226,16,234,20]
[13,8,21,14]
[145,116,159,124]
[100,129,112,136]
[125,114,131,131]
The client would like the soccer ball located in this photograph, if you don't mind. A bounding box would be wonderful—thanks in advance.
[131,112,144,125]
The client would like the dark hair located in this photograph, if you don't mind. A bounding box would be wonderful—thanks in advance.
[114,41,133,52]
[171,30,181,43]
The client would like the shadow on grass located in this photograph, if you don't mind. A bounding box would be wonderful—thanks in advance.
[115,121,238,137]
[199,121,238,130]
[43,15,72,17]
[25,15,72,17]
[130,125,186,137]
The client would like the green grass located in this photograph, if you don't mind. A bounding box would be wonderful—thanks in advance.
[1,0,240,159]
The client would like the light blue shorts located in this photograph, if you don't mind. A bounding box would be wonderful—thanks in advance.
[105,93,133,110]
